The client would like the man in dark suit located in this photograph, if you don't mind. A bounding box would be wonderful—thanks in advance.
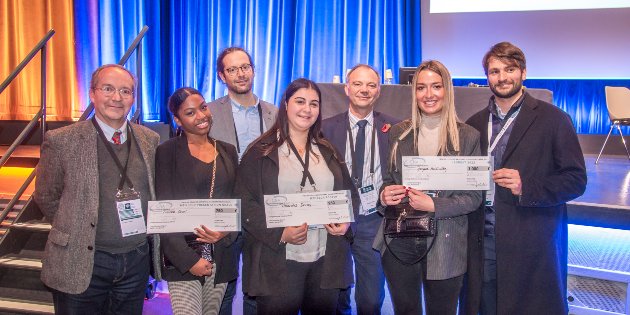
[208,47,277,159]
[464,42,587,315]
[322,64,400,315]
[34,64,160,314]
[207,47,277,315]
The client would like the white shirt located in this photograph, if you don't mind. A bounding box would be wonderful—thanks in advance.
[278,142,333,263]
[344,111,382,215]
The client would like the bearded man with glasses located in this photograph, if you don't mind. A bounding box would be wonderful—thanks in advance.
[206,47,277,315]
[208,47,277,160]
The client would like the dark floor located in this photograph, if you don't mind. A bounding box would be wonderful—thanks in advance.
[143,274,394,315]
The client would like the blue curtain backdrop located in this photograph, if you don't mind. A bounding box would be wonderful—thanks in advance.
[72,0,422,123]
[453,78,630,135]
[71,1,622,135]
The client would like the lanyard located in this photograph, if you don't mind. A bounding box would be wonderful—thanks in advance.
[234,104,264,153]
[347,123,376,186]
[91,118,134,191]
[487,106,521,155]
[286,138,316,191]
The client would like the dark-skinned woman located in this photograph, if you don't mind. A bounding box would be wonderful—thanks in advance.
[155,87,239,315]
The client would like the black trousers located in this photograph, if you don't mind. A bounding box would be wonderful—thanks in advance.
[382,237,463,315]
[257,258,340,315]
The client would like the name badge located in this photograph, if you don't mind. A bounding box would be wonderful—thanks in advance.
[115,190,146,237]
[485,186,495,206]
[485,157,495,206]
[358,184,378,215]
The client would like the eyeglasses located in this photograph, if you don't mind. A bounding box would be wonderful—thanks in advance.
[224,64,252,76]
[93,85,135,98]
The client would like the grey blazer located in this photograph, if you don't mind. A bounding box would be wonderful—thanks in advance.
[207,95,277,149]
[373,120,482,280]
[34,120,160,294]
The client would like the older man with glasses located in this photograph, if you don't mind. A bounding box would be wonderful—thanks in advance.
[34,64,160,314]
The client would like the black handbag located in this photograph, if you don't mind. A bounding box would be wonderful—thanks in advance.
[383,202,437,265]
[383,203,436,238]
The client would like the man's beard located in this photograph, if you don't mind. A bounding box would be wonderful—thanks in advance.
[228,81,252,95]
[490,79,523,99]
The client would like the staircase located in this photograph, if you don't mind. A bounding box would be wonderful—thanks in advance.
[0,200,53,314]
[0,146,54,314]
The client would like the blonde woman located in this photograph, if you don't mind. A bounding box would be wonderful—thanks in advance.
[375,60,482,314]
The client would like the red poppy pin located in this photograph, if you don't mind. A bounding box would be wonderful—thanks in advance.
[381,123,391,133]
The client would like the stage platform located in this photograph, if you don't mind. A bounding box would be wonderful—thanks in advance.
[568,155,630,230]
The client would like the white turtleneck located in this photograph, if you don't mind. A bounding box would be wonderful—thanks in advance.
[417,113,441,156]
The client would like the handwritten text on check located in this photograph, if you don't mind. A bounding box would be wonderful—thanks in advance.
[147,199,241,233]
[264,190,354,228]
[402,156,490,190]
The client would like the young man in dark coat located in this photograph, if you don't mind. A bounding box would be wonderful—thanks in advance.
[463,42,587,315]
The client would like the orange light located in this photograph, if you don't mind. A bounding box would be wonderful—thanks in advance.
[0,167,36,200]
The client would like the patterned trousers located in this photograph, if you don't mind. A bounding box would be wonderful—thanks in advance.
[168,263,228,315]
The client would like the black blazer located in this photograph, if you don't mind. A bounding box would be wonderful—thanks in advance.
[321,110,401,181]
[236,133,360,296]
[464,92,586,314]
[155,135,240,284]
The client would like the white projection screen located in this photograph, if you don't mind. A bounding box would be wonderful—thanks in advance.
[431,0,630,13]
[422,0,630,78]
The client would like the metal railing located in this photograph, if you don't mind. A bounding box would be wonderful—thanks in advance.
[0,29,55,168]
[0,29,55,224]
[79,25,149,123]
[0,25,149,226]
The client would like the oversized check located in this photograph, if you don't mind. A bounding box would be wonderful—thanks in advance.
[402,156,490,190]
[264,190,354,228]
[146,199,241,233]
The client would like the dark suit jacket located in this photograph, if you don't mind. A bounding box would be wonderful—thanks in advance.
[374,120,482,280]
[321,110,400,181]
[236,133,360,296]
[34,120,160,294]
[464,92,587,314]
[155,135,239,284]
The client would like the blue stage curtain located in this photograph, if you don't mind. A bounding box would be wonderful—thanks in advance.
[73,0,165,121]
[453,78,630,135]
[73,0,421,123]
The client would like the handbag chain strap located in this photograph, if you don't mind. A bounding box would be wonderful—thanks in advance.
[200,138,219,263]
[208,138,217,198]
[384,206,437,266]
[384,232,437,266]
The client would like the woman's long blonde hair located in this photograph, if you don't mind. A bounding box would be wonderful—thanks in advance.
[390,60,460,167]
